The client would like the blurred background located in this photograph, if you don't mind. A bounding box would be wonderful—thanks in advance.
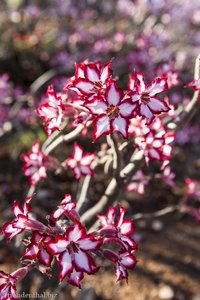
[0,0,200,299]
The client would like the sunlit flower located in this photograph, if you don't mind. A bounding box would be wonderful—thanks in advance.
[66,144,95,180]
[128,72,169,124]
[86,82,137,140]
[22,141,47,186]
[36,85,64,135]
[64,60,113,101]
[46,223,102,283]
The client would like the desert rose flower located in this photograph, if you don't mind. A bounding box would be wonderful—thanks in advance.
[23,232,53,267]
[136,129,175,164]
[98,206,137,252]
[128,72,170,124]
[52,194,80,222]
[46,223,102,284]
[86,81,137,140]
[126,170,150,195]
[66,143,95,180]
[0,267,30,300]
[103,249,136,282]
[2,196,50,241]
[36,85,64,135]
[22,141,47,186]
[64,60,113,101]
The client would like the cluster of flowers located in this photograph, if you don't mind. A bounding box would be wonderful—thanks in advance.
[37,60,170,139]
[1,195,137,298]
[21,60,175,186]
[2,58,199,297]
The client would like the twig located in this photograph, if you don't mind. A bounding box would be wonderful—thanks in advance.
[30,67,72,96]
[76,175,93,213]
[106,134,121,172]
[80,149,144,225]
[76,158,100,214]
[26,185,36,198]
[44,124,84,155]
[132,205,180,220]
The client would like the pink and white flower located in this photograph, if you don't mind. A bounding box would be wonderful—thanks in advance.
[2,196,49,241]
[52,194,80,222]
[128,116,149,138]
[22,141,47,186]
[86,82,137,140]
[157,62,179,88]
[0,271,19,300]
[67,269,84,288]
[136,129,175,165]
[0,267,30,300]
[159,160,176,187]
[98,206,137,252]
[126,170,150,195]
[103,249,136,282]
[128,72,170,124]
[2,196,32,241]
[64,60,113,101]
[46,223,102,283]
[66,143,95,180]
[36,85,64,135]
[23,232,53,267]
[185,178,200,200]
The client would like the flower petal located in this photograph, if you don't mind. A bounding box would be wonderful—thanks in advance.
[46,237,69,255]
[23,244,39,259]
[93,114,110,140]
[134,72,146,93]
[74,250,95,274]
[79,236,101,251]
[38,249,52,267]
[105,82,123,106]
[147,97,169,113]
[59,251,73,280]
[119,100,137,117]
[85,99,108,115]
[2,222,22,240]
[111,116,128,138]
[66,158,76,169]
[120,252,137,268]
[100,61,112,84]
[85,64,100,82]
[162,144,172,157]
[139,103,154,124]
[148,148,161,160]
[67,224,84,242]
[146,77,168,96]
[12,201,23,217]
[68,269,84,288]
[73,78,94,94]
[73,144,83,161]
[120,220,134,235]
[81,153,95,166]
[80,166,93,175]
